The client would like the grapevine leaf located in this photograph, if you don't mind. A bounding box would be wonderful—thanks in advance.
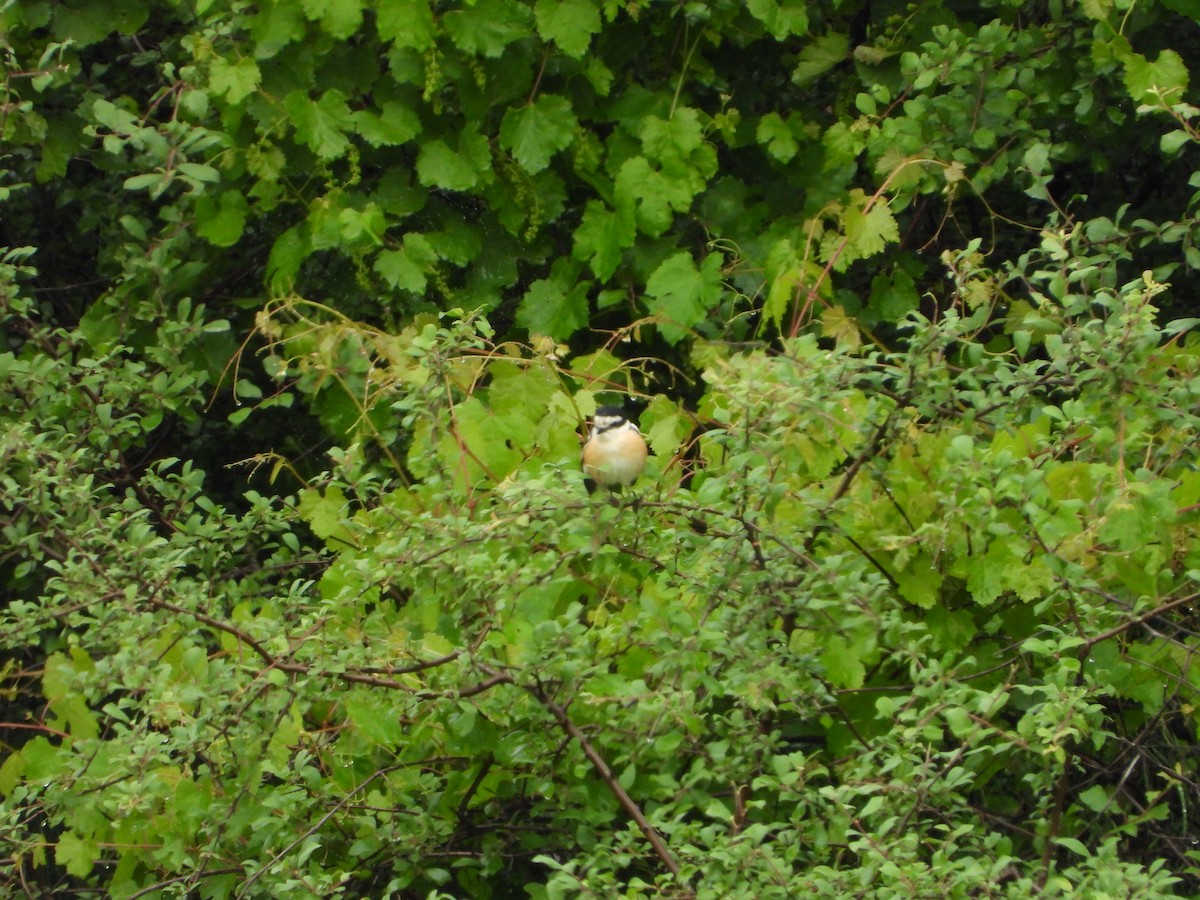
[644,252,724,344]
[534,0,601,58]
[499,95,578,174]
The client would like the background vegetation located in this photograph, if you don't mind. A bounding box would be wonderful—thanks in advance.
[3,0,1200,896]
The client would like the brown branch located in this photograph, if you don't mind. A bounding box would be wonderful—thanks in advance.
[235,765,401,898]
[1080,591,1200,652]
[506,670,691,890]
[146,597,494,695]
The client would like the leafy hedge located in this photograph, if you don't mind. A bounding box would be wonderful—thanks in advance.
[3,0,1200,896]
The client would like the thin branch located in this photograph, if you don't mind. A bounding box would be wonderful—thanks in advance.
[235,765,401,898]
[1080,591,1200,652]
[496,668,692,890]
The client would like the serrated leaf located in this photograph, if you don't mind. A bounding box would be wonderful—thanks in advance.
[499,95,578,174]
[375,234,437,292]
[345,694,403,746]
[444,0,531,57]
[746,0,809,40]
[297,486,355,547]
[820,304,861,351]
[416,129,491,191]
[516,269,591,340]
[1079,0,1113,18]
[354,101,421,147]
[285,89,354,160]
[376,0,435,49]
[268,225,308,293]
[868,269,919,320]
[572,201,635,279]
[251,0,306,55]
[834,189,899,269]
[821,635,865,689]
[792,31,849,85]
[644,252,724,345]
[895,556,941,608]
[195,191,248,247]
[1123,48,1189,104]
[614,156,699,237]
[640,108,703,168]
[55,831,99,879]
[416,143,476,191]
[642,395,689,458]
[300,0,363,39]
[208,55,261,104]
[756,112,798,162]
[534,0,601,58]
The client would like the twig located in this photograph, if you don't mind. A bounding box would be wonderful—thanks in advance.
[235,765,400,897]
[496,668,692,890]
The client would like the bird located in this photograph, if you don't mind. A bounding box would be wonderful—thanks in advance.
[581,405,648,490]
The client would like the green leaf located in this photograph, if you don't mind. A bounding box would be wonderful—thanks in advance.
[375,233,438,293]
[640,108,704,168]
[516,264,591,340]
[746,0,809,40]
[443,0,532,57]
[21,736,66,782]
[416,128,492,191]
[821,635,865,689]
[868,269,919,320]
[642,395,690,459]
[499,95,578,174]
[534,0,601,58]
[53,2,149,45]
[345,693,403,747]
[1162,0,1200,21]
[176,162,220,185]
[792,31,849,85]
[195,191,249,247]
[354,100,422,147]
[376,0,435,49]
[1160,129,1192,155]
[301,0,364,40]
[208,55,261,104]
[1056,837,1092,857]
[644,252,724,345]
[614,156,700,237]
[123,172,168,193]
[297,486,356,547]
[1077,784,1112,812]
[1123,48,1189,104]
[268,225,309,293]
[285,89,354,159]
[756,113,798,163]
[250,0,306,56]
[1079,0,1113,19]
[56,831,100,879]
[572,201,635,280]
[833,189,900,269]
[895,556,941,609]
[820,305,861,350]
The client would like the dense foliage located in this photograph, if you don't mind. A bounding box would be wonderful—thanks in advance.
[4,0,1200,896]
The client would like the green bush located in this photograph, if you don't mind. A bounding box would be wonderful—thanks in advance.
[3,0,1200,896]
